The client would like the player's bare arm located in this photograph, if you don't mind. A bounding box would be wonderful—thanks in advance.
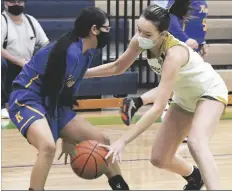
[103,45,189,161]
[84,35,141,78]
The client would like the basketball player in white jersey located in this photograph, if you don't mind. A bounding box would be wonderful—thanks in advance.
[84,0,228,190]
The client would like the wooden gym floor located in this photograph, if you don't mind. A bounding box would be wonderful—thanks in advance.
[1,107,232,190]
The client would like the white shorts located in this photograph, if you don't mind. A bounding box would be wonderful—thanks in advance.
[172,80,228,113]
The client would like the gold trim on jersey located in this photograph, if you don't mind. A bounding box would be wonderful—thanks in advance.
[215,96,228,106]
[162,34,181,53]
[15,100,44,117]
[199,96,228,106]
[25,74,39,88]
[146,33,185,75]
[20,116,35,132]
[162,34,189,67]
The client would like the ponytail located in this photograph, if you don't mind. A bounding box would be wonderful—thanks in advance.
[41,7,108,116]
[169,0,191,19]
[41,31,78,116]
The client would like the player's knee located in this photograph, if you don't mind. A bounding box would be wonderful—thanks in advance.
[38,141,56,158]
[187,135,207,153]
[150,156,167,169]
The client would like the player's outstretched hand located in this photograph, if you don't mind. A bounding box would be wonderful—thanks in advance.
[58,139,76,165]
[99,139,126,164]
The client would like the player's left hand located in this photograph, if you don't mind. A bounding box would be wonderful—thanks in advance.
[58,139,76,165]
[99,139,126,164]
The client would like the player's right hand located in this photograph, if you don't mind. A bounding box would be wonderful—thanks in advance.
[120,97,139,126]
[99,139,126,164]
[58,139,76,165]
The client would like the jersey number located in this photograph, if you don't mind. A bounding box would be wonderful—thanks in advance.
[202,19,207,32]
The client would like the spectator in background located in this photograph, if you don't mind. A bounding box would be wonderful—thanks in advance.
[168,0,209,57]
[1,0,49,118]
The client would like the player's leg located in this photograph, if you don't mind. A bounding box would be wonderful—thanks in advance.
[26,119,56,190]
[160,100,188,144]
[150,104,204,190]
[59,108,129,190]
[187,99,225,189]
[9,90,56,190]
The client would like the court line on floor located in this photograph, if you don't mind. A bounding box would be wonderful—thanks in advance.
[2,153,232,169]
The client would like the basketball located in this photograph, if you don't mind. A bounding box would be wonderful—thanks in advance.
[70,140,109,180]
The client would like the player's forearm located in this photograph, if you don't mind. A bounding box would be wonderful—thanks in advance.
[1,49,23,67]
[121,106,163,145]
[140,88,173,105]
[140,87,158,105]
[84,61,121,79]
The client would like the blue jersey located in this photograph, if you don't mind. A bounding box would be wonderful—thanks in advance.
[9,39,97,141]
[13,39,97,97]
[168,0,208,45]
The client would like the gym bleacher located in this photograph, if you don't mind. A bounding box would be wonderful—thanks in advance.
[1,0,232,107]
[204,1,232,95]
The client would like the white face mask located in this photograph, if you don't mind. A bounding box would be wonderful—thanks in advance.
[138,34,161,50]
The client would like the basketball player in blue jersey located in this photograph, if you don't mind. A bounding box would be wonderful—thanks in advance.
[168,0,209,56]
[8,7,129,190]
[85,0,228,190]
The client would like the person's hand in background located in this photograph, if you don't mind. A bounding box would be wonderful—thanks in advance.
[17,58,29,67]
[200,44,209,57]
[185,38,199,49]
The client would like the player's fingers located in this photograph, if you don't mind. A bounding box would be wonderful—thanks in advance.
[119,153,122,164]
[112,152,118,163]
[105,150,113,159]
[98,144,111,150]
[58,152,64,160]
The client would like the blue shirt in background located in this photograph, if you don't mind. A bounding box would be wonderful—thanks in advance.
[168,0,208,45]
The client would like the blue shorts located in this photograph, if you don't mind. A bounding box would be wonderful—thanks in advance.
[8,89,76,142]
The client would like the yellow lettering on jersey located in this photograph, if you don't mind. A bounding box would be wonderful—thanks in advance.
[15,111,23,123]
[202,18,207,32]
[200,5,208,13]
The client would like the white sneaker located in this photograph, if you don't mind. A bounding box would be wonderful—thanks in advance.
[1,108,9,119]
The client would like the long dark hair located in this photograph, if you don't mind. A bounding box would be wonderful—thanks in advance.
[142,0,191,32]
[41,7,108,115]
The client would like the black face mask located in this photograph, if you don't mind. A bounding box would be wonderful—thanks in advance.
[8,5,24,16]
[96,31,110,49]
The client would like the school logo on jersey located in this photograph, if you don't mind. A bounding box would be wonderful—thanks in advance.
[147,55,164,75]
[66,75,75,87]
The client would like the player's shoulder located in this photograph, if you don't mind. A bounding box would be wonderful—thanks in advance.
[67,40,83,60]
[164,33,181,50]
[165,34,189,61]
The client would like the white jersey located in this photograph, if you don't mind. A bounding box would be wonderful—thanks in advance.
[146,34,228,112]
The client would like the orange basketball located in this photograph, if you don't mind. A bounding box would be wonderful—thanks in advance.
[70,140,109,179]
